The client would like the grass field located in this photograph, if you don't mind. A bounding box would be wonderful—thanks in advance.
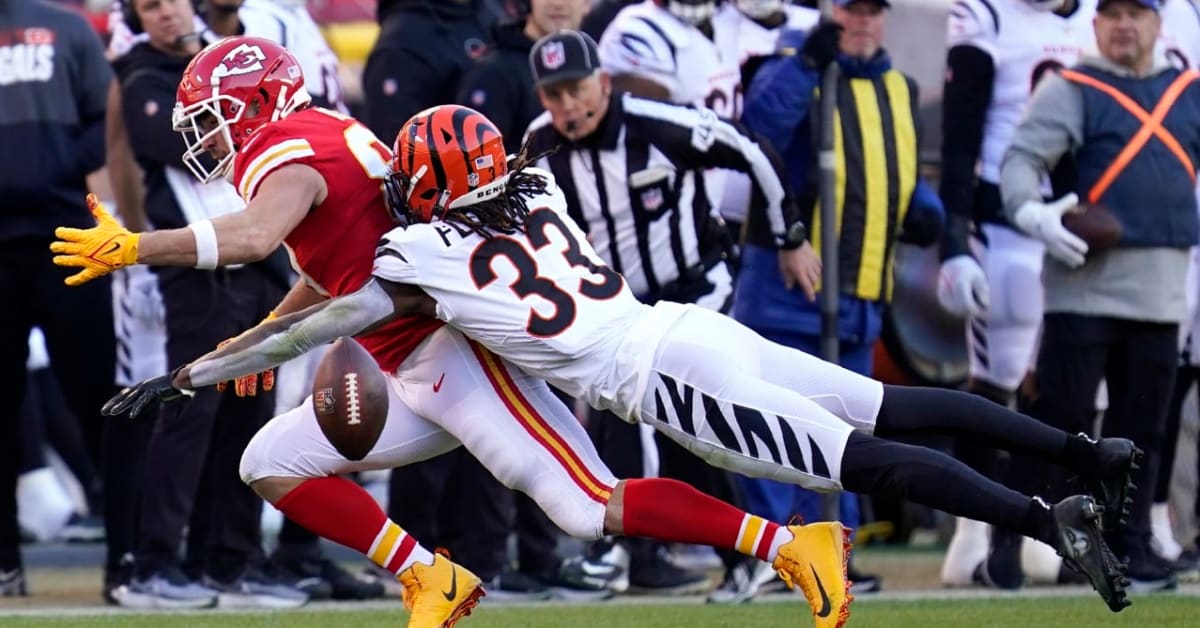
[1,596,1199,628]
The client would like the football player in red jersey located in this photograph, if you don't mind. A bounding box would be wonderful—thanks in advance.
[51,37,860,628]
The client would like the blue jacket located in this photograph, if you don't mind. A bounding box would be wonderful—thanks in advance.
[735,29,942,337]
[742,28,943,241]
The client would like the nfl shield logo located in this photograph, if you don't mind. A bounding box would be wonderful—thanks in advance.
[314,388,335,414]
[541,42,566,70]
[641,188,664,211]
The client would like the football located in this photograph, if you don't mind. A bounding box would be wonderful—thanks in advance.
[311,337,388,461]
[1062,203,1123,253]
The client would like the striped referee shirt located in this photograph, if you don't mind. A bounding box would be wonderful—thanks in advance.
[523,92,799,299]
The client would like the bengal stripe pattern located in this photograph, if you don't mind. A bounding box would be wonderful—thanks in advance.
[468,341,614,505]
[391,105,506,221]
[368,520,418,574]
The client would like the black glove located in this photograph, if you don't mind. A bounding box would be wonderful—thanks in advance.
[102,370,193,418]
[801,21,843,71]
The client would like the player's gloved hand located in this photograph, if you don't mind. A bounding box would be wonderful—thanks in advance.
[1012,192,1087,268]
[800,21,843,72]
[936,255,989,317]
[50,194,141,286]
[103,370,194,418]
[215,311,277,396]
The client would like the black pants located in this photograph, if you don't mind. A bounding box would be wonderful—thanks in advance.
[1020,313,1177,553]
[135,265,283,580]
[0,237,118,572]
[362,9,488,144]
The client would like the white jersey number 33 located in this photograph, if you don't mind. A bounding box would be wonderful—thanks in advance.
[469,208,624,337]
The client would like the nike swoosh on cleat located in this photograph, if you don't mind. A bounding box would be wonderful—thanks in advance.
[810,565,831,618]
[433,373,446,393]
[442,565,458,601]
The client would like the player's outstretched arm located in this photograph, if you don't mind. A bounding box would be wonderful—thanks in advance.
[103,278,432,418]
[51,165,324,285]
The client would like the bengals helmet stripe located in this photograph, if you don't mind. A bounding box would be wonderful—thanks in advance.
[422,110,450,193]
[388,105,508,224]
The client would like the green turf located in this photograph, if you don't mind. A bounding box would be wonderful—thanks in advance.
[2,597,1198,628]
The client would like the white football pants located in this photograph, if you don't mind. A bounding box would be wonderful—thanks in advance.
[240,326,617,540]
[629,304,884,492]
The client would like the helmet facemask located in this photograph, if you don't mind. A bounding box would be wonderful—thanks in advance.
[173,95,244,184]
[735,0,783,19]
[1024,0,1066,11]
[665,0,717,26]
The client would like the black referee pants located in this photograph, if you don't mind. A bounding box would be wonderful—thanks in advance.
[0,237,118,572]
[1016,313,1177,556]
[135,264,283,581]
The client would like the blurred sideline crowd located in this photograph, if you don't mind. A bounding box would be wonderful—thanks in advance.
[2,0,1200,611]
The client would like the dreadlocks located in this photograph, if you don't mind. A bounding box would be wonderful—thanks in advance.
[440,139,553,239]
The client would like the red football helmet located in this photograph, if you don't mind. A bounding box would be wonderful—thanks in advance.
[173,36,311,183]
[385,105,508,224]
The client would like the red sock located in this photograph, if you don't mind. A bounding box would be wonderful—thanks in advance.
[275,476,433,574]
[621,478,789,561]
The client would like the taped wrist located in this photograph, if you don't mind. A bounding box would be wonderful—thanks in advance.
[191,219,219,269]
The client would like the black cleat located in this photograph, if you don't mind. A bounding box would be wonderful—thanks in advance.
[1053,495,1130,613]
[1090,437,1142,533]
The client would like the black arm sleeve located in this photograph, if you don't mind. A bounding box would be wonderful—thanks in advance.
[631,102,800,245]
[938,44,994,260]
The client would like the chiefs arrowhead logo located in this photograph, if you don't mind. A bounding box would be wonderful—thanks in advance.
[213,43,267,80]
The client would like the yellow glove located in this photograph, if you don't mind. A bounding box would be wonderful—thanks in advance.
[216,311,277,397]
[50,194,140,287]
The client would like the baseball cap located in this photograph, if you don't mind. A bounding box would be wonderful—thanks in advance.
[530,30,602,88]
[1097,0,1159,10]
[834,0,892,7]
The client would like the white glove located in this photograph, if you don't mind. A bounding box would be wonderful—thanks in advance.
[1012,192,1088,268]
[937,255,989,317]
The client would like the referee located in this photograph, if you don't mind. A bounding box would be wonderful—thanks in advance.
[523,29,818,600]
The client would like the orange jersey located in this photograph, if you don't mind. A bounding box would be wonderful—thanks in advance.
[231,107,443,371]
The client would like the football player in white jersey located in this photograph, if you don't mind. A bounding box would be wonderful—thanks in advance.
[598,0,741,117]
[713,0,819,72]
[710,1,819,229]
[105,103,1143,616]
[935,0,1099,590]
[1158,0,1200,67]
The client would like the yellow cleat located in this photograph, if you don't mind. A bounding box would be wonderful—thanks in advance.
[397,552,485,628]
[772,522,853,628]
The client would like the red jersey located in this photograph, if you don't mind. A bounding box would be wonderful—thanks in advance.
[231,107,443,371]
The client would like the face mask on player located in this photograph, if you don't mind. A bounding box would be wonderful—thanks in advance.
[664,0,718,26]
[1024,0,1066,11]
[735,0,783,19]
